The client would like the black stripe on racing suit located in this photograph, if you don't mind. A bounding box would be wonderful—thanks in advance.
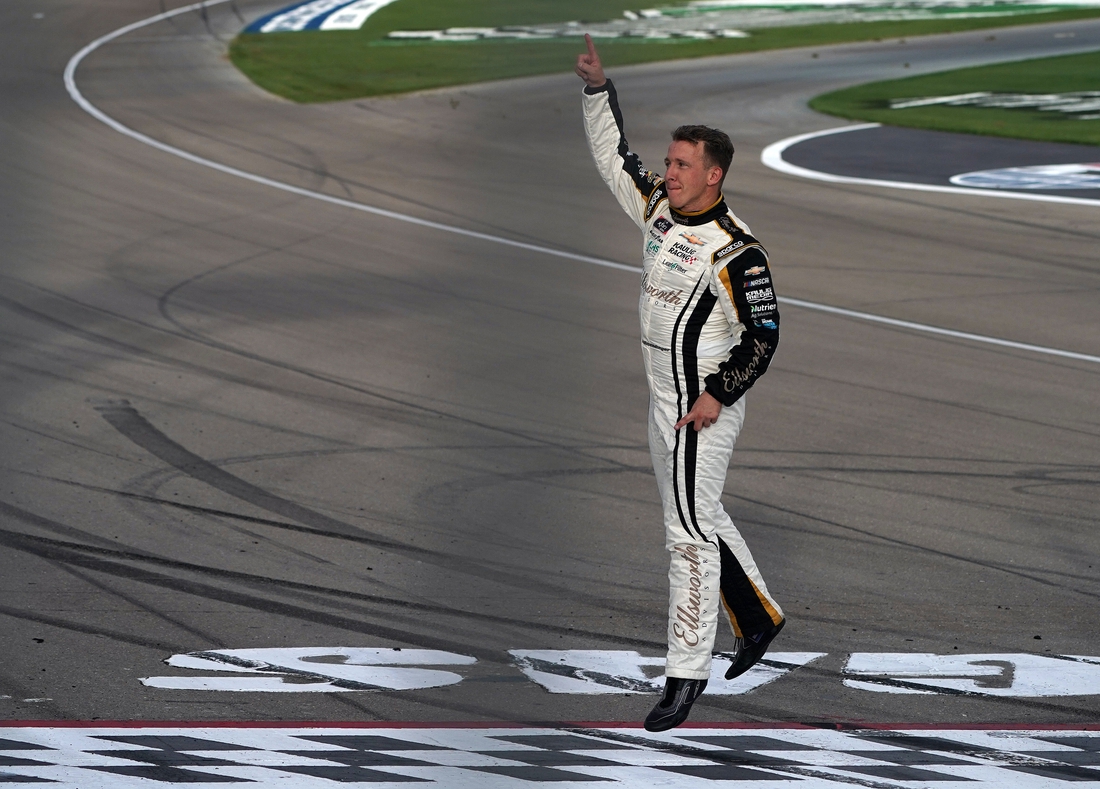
[705,238,780,408]
[584,80,668,221]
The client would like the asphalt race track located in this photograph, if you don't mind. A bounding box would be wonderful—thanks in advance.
[780,125,1100,197]
[2,0,1099,752]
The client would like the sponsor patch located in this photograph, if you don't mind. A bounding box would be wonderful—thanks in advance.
[645,238,662,256]
[663,260,690,274]
[641,272,684,305]
[645,187,665,218]
[745,287,775,303]
[653,217,673,234]
[745,265,766,276]
[669,242,698,265]
[714,239,745,260]
[745,276,771,287]
[679,232,705,245]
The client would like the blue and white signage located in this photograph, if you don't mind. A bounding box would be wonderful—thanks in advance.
[246,0,400,32]
[950,162,1100,190]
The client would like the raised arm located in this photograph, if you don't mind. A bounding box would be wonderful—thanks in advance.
[578,35,665,229]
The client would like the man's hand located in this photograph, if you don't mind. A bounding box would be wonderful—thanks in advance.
[675,391,723,432]
[575,34,606,88]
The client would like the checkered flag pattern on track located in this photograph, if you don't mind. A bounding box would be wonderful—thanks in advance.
[0,726,1097,786]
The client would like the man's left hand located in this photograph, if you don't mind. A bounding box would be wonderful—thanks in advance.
[675,391,722,431]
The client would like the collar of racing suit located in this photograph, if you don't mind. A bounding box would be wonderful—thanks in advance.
[670,195,728,226]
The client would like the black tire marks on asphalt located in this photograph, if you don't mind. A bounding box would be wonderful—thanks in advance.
[0,500,663,656]
[0,519,488,659]
[91,400,658,613]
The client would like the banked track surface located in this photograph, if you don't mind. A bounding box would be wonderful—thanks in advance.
[64,0,1100,365]
[0,0,1097,733]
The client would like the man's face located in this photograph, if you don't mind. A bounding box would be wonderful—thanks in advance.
[664,139,722,212]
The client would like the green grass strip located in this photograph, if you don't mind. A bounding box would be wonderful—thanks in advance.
[229,5,1100,103]
[810,49,1100,145]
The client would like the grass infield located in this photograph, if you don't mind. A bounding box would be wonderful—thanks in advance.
[810,49,1100,145]
[229,3,1100,103]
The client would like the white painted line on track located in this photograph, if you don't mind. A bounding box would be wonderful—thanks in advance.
[64,3,1100,366]
[761,122,1100,208]
[62,1,636,275]
[781,296,1100,364]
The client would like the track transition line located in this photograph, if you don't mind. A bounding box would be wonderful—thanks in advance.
[65,0,1100,367]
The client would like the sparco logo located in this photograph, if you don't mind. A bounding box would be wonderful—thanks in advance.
[715,239,744,259]
[646,188,663,216]
[745,287,774,303]
[672,544,706,647]
[641,273,684,305]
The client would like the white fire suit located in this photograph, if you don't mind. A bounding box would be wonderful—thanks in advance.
[583,80,784,679]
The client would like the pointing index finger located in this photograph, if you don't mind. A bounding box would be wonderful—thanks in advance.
[585,33,598,59]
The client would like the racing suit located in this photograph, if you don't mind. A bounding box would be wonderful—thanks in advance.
[583,80,784,680]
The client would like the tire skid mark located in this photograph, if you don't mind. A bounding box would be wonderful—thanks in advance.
[724,492,1100,600]
[94,400,657,612]
[0,604,183,653]
[0,499,124,554]
[0,508,664,652]
[183,651,406,691]
[78,476,649,596]
[0,524,494,660]
[96,401,384,544]
[3,284,644,480]
[52,562,219,647]
[734,461,1100,535]
[18,462,657,600]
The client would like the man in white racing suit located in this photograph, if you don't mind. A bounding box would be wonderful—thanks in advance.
[576,36,785,731]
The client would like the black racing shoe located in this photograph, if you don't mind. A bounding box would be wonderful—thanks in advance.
[643,677,708,732]
[724,619,785,680]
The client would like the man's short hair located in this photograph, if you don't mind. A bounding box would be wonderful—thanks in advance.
[671,125,734,185]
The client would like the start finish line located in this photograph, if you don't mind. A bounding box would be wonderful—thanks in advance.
[0,724,1098,786]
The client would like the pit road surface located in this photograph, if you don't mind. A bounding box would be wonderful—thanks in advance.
[2,0,1098,727]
